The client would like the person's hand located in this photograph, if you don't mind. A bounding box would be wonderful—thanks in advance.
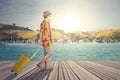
[38,39,42,45]
[50,39,53,44]
[38,40,42,45]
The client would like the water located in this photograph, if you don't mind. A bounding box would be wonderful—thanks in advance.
[0,43,120,61]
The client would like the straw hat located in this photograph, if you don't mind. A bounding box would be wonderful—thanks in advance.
[43,11,52,17]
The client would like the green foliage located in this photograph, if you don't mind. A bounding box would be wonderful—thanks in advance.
[67,32,81,41]
[93,29,120,41]
[0,26,120,42]
[52,28,120,41]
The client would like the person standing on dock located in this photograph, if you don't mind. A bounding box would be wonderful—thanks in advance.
[37,11,53,69]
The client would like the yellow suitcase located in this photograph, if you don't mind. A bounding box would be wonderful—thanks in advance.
[11,48,40,75]
[11,54,30,75]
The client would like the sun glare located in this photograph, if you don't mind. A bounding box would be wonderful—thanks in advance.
[59,15,80,32]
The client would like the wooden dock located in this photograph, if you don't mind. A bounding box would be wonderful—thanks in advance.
[0,61,120,80]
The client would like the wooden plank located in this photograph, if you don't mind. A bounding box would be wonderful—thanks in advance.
[0,62,14,70]
[63,61,73,80]
[63,61,78,80]
[0,61,13,64]
[20,66,42,80]
[76,61,110,80]
[61,61,78,80]
[0,61,120,80]
[17,67,39,80]
[12,61,38,80]
[0,62,15,79]
[95,61,120,70]
[107,61,120,64]
[65,61,80,80]
[0,67,13,79]
[66,61,84,80]
[59,61,78,80]
[87,61,120,79]
[47,61,59,80]
[76,61,120,80]
[60,61,69,80]
[17,61,44,80]
[1,61,36,80]
[42,61,54,80]
[67,61,92,80]
[57,61,64,80]
[88,61,120,75]
[28,61,56,80]
[70,61,100,80]
[20,62,53,80]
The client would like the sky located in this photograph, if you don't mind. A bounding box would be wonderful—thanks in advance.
[0,0,120,32]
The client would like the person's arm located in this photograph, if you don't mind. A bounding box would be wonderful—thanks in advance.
[39,21,44,45]
[40,32,42,45]
[49,29,52,44]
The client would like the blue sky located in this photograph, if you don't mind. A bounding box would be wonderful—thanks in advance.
[0,0,120,32]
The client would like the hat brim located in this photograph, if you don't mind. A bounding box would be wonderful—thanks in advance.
[49,13,52,15]
[44,13,51,17]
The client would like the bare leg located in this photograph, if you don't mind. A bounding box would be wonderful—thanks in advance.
[38,53,51,66]
[37,46,52,68]
[44,59,48,68]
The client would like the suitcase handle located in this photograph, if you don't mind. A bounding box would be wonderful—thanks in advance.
[30,47,40,59]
